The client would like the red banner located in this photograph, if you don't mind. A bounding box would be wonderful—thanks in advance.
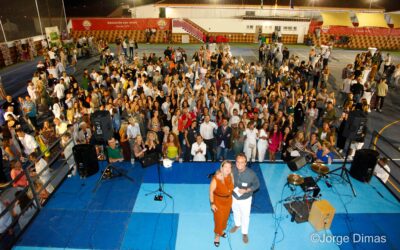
[71,18,172,31]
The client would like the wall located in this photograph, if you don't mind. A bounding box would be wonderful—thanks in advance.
[190,18,309,43]
[165,6,384,19]
[130,5,159,18]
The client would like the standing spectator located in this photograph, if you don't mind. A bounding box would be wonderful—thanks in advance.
[16,129,39,157]
[183,120,198,161]
[191,135,207,161]
[375,78,388,113]
[53,118,68,136]
[10,160,28,188]
[129,37,135,59]
[351,77,364,103]
[119,122,131,161]
[268,124,282,162]
[243,121,258,162]
[216,118,232,161]
[22,96,37,129]
[29,152,54,193]
[200,115,218,161]
[162,133,181,161]
[383,53,391,73]
[257,122,269,162]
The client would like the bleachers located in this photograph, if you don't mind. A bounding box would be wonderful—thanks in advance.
[312,32,400,50]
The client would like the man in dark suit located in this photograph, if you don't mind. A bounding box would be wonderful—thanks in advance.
[216,118,232,161]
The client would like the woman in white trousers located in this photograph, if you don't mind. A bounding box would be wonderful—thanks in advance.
[243,121,258,162]
[257,122,269,162]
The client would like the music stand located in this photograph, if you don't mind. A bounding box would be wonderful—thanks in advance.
[145,158,172,201]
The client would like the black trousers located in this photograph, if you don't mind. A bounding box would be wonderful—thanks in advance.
[204,138,216,161]
[376,96,385,110]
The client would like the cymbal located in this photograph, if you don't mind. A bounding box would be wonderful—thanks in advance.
[287,174,304,185]
[311,162,330,175]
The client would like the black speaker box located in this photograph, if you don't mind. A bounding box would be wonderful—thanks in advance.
[73,144,99,178]
[342,110,367,140]
[140,152,160,168]
[350,149,379,182]
[91,111,114,143]
[287,156,307,171]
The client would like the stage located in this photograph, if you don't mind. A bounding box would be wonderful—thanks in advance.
[14,161,400,250]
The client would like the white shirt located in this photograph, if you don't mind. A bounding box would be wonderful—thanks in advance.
[3,111,18,121]
[27,85,37,101]
[56,122,68,136]
[127,123,141,140]
[374,163,390,183]
[191,142,207,161]
[200,121,218,140]
[48,50,56,59]
[52,103,62,119]
[342,78,352,94]
[19,134,39,155]
[53,83,65,100]
[244,128,258,145]
[257,129,268,146]
[35,158,54,193]
[229,115,240,126]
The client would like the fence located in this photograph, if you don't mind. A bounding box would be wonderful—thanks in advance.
[0,131,75,249]
[0,0,67,43]
[369,130,400,201]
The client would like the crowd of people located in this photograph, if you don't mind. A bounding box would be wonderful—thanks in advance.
[0,33,398,247]
[1,37,399,176]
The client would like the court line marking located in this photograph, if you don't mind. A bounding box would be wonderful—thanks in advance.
[373,119,400,193]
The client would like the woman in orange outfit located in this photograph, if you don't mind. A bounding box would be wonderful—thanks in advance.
[209,160,234,247]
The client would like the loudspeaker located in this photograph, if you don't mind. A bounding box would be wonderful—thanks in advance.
[73,144,99,178]
[342,110,367,141]
[140,152,160,168]
[350,149,379,182]
[309,200,335,231]
[91,111,114,143]
[287,156,307,171]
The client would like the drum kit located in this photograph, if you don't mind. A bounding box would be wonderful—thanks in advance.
[284,162,329,223]
[287,162,330,187]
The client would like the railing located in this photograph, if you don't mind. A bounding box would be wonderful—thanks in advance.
[172,19,204,42]
[0,131,76,249]
[369,130,400,201]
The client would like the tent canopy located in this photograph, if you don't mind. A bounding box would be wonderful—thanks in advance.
[389,14,400,29]
[321,12,353,27]
[356,13,388,28]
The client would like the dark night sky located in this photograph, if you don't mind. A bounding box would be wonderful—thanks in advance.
[0,0,394,17]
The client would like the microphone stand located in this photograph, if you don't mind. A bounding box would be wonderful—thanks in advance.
[145,158,172,201]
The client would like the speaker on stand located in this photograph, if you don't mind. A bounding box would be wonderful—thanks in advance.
[349,149,379,182]
[91,110,114,144]
[73,144,99,178]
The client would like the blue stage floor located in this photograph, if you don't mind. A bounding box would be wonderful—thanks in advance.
[14,161,400,250]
